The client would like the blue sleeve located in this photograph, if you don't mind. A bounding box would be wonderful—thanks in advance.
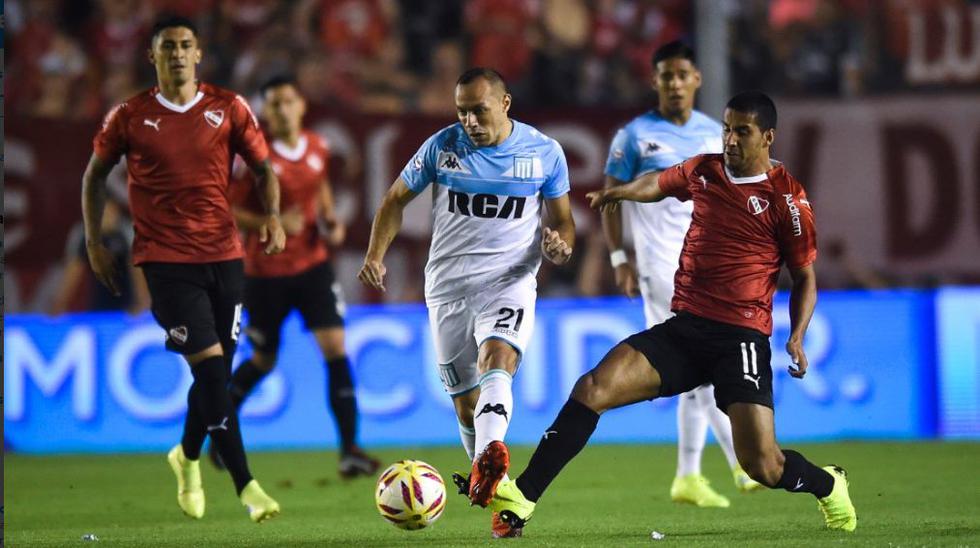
[604,127,638,183]
[400,133,439,192]
[541,141,570,199]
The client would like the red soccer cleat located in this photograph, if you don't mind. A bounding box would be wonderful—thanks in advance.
[469,440,510,507]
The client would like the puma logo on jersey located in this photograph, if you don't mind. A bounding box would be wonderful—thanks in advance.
[204,109,225,128]
[144,118,161,131]
[699,175,709,188]
[447,190,526,219]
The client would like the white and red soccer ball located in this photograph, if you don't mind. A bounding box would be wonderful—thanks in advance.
[375,460,447,530]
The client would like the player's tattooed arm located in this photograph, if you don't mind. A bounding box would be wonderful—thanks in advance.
[586,170,665,211]
[251,159,287,254]
[81,153,122,296]
[359,178,418,291]
[786,263,817,379]
[542,194,575,265]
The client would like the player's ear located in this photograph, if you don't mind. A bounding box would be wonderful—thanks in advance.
[501,93,512,114]
[692,69,702,90]
[763,127,775,147]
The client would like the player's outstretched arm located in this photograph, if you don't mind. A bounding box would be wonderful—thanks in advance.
[586,171,665,211]
[81,153,121,296]
[358,178,418,291]
[251,159,286,254]
[542,194,575,265]
[786,263,817,379]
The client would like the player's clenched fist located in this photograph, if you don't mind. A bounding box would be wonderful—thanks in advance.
[358,260,387,291]
[260,214,287,254]
[542,227,572,265]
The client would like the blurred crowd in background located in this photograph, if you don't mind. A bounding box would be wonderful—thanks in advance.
[6,0,969,120]
[6,0,980,314]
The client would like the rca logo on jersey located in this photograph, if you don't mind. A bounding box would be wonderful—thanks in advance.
[447,190,526,219]
[437,151,471,174]
[204,109,225,128]
[783,194,803,236]
[747,195,770,215]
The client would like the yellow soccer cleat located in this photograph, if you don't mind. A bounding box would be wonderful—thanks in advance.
[489,479,535,536]
[733,466,765,493]
[670,474,731,508]
[818,465,857,532]
[167,444,205,519]
[240,480,281,523]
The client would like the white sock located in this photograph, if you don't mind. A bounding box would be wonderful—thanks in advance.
[473,369,513,458]
[694,384,739,469]
[458,421,476,462]
[677,389,708,477]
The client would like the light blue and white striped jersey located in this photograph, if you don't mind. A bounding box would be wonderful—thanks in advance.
[604,110,722,278]
[401,120,570,305]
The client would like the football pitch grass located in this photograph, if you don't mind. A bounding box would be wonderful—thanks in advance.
[6,441,979,547]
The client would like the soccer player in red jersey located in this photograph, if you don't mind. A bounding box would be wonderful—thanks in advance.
[479,92,857,535]
[216,75,380,478]
[81,16,284,523]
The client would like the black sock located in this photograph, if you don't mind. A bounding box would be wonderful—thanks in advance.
[326,356,358,453]
[181,383,207,460]
[229,359,270,408]
[776,449,835,498]
[192,355,253,494]
[516,398,600,502]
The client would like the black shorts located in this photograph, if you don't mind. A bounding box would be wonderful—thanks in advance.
[624,312,773,412]
[142,260,244,357]
[243,260,345,353]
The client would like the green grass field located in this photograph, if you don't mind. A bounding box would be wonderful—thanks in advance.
[6,442,980,547]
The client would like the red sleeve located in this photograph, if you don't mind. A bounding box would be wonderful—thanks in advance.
[777,188,818,269]
[230,95,268,169]
[92,103,128,164]
[657,156,698,201]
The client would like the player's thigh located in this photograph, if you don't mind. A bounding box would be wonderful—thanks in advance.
[473,274,536,376]
[295,261,346,335]
[242,274,291,360]
[705,323,774,414]
[208,259,246,358]
[638,272,674,328]
[620,316,707,401]
[141,262,220,356]
[572,342,663,413]
[429,298,480,397]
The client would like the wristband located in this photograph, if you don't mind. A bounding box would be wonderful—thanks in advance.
[609,249,628,268]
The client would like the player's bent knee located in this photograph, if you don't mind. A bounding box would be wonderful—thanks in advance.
[570,371,610,413]
[252,352,278,372]
[186,343,224,366]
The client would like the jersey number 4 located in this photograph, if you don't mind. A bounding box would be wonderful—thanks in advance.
[493,307,525,332]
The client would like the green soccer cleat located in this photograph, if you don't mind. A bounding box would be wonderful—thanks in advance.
[670,474,731,508]
[167,444,205,519]
[240,480,281,523]
[733,466,765,493]
[489,479,535,536]
[818,465,857,532]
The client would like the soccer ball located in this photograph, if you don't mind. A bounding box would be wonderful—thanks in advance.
[375,460,447,530]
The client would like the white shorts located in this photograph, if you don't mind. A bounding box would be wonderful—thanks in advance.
[428,274,537,396]
[639,270,675,328]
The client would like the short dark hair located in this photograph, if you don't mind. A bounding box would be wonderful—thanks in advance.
[726,91,778,131]
[651,40,696,69]
[456,67,508,94]
[259,74,299,97]
[150,15,199,43]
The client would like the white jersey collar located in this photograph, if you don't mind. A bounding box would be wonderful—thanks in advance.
[154,90,205,113]
[272,135,308,162]
[725,165,769,184]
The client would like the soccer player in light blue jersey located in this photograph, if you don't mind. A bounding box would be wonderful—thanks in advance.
[601,41,763,507]
[359,68,575,538]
